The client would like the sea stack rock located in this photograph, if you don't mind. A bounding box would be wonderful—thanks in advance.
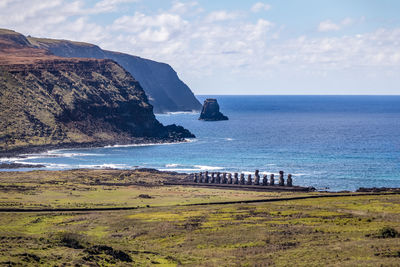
[199,99,228,121]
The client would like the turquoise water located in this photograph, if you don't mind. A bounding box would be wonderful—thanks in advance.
[2,95,400,191]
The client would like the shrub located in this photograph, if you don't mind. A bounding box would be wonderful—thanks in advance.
[85,245,132,262]
[58,232,86,249]
[138,194,152,199]
[376,227,399,238]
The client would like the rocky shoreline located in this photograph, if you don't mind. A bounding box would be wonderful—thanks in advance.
[0,137,193,159]
[0,163,46,169]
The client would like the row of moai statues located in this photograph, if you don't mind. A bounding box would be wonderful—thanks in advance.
[193,170,293,187]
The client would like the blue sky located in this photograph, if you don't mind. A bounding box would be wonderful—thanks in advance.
[1,0,399,94]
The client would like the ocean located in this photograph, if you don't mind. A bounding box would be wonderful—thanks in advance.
[2,95,400,191]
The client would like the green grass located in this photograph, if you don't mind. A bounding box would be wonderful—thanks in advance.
[0,194,399,266]
[0,169,314,209]
[0,170,399,266]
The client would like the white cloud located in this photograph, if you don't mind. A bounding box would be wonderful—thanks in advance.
[272,27,400,71]
[112,12,188,43]
[205,11,240,23]
[170,1,199,14]
[318,17,355,32]
[0,0,139,28]
[0,0,118,43]
[251,2,271,13]
[318,20,340,32]
[341,17,353,26]
[0,0,89,36]
[0,0,13,8]
[94,0,140,13]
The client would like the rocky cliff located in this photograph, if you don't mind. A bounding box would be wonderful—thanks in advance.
[199,99,228,121]
[28,37,202,114]
[0,29,194,152]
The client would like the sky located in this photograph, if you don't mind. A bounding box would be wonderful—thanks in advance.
[1,0,400,95]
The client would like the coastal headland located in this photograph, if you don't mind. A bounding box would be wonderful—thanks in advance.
[0,168,399,266]
[0,28,195,154]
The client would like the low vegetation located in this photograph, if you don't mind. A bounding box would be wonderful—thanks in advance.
[0,169,313,210]
[375,226,400,239]
[0,169,399,266]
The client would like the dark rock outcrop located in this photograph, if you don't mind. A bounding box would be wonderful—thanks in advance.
[0,163,45,169]
[28,36,202,114]
[199,99,228,121]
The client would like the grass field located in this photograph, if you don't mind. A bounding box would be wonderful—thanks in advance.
[0,169,313,210]
[0,169,399,266]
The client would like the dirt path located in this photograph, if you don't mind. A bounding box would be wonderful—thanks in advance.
[1,192,399,213]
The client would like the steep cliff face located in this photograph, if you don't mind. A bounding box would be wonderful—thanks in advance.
[29,37,202,114]
[0,29,194,152]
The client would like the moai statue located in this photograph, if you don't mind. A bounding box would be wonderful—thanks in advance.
[247,174,252,185]
[279,171,285,186]
[210,172,215,183]
[262,174,268,186]
[234,173,239,184]
[254,170,260,185]
[287,174,293,187]
[239,173,245,185]
[205,171,209,183]
[193,173,198,183]
[216,172,221,184]
[228,173,233,184]
[222,173,227,184]
[270,174,275,186]
[199,172,203,183]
